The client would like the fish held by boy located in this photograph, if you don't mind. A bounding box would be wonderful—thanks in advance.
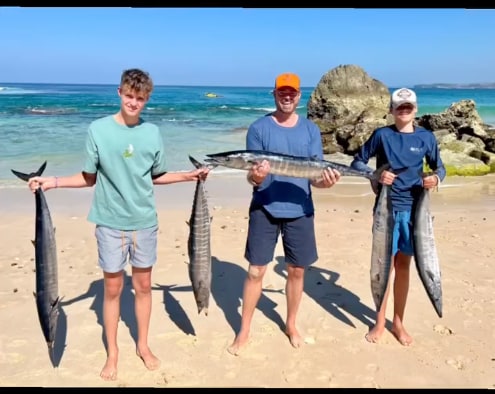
[11,161,61,360]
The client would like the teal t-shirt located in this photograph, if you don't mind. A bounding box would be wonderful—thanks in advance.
[83,115,167,230]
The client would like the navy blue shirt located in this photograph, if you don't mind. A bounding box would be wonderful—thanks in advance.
[246,114,323,219]
[351,125,446,211]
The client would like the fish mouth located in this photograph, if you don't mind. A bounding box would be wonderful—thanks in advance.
[204,158,225,163]
[204,157,226,164]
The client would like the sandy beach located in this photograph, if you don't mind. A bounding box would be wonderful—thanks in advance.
[0,172,494,388]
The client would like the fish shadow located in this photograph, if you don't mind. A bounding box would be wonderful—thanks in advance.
[49,304,67,367]
[271,256,378,330]
[151,281,196,336]
[210,256,285,335]
[61,271,139,351]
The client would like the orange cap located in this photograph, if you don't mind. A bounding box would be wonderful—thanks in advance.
[275,73,300,90]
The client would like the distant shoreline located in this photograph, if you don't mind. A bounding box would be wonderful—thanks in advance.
[414,83,495,89]
[2,81,495,90]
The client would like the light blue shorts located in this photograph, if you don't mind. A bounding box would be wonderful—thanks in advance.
[95,224,158,273]
[392,210,414,257]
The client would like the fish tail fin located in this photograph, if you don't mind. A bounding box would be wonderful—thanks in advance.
[189,155,218,171]
[11,161,47,182]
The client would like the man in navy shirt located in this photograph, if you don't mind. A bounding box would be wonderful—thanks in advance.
[351,87,446,346]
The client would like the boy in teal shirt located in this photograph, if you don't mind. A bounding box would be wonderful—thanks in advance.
[27,68,210,380]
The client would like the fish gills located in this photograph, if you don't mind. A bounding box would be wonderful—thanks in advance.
[370,185,393,311]
[413,189,443,318]
[187,156,212,316]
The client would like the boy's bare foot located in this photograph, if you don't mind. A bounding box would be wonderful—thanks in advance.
[100,354,118,381]
[136,347,161,370]
[364,325,385,343]
[285,329,303,348]
[391,327,413,346]
[227,332,249,356]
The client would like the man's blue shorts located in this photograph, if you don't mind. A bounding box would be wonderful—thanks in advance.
[392,210,414,257]
[95,224,158,273]
[244,206,318,267]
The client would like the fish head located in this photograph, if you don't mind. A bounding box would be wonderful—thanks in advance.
[205,150,254,170]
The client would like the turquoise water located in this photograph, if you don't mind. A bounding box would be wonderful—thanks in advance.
[1,83,495,188]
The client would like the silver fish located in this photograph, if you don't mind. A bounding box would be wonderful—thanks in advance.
[205,149,387,180]
[413,188,442,318]
[11,162,61,352]
[187,156,213,316]
[370,184,393,311]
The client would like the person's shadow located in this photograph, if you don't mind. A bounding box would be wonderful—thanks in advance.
[211,256,285,335]
[154,256,285,337]
[61,271,138,351]
[271,256,384,331]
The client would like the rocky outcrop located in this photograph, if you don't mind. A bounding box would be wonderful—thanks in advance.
[308,64,495,175]
[307,65,390,154]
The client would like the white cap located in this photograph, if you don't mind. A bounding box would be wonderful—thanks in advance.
[390,88,417,109]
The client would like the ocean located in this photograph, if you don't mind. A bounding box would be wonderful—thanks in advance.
[2,83,495,189]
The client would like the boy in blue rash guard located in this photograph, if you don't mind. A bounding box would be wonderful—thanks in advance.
[351,87,446,346]
[27,68,210,380]
[227,73,342,355]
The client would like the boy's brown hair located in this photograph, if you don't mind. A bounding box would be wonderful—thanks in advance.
[120,68,154,96]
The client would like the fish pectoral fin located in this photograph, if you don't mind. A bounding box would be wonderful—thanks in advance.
[33,291,37,298]
[31,239,35,247]
[51,296,62,308]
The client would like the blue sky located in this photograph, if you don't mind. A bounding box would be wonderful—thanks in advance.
[1,7,494,87]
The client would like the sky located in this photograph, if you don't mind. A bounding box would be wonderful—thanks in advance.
[1,7,494,87]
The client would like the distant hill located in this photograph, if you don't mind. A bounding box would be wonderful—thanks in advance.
[414,83,495,89]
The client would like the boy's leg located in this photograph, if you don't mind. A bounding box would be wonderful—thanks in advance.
[129,225,160,370]
[95,225,128,380]
[391,211,414,346]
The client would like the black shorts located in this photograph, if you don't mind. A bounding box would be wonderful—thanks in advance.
[244,206,318,267]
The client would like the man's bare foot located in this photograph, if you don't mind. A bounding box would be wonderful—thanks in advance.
[364,325,385,343]
[285,329,303,348]
[100,354,118,381]
[391,327,413,346]
[227,332,248,356]
[136,347,161,370]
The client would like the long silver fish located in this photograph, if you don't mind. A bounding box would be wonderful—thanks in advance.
[205,149,387,180]
[187,156,213,316]
[11,162,61,352]
[370,185,394,311]
[413,188,443,318]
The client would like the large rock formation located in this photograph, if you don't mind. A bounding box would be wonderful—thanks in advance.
[307,64,495,175]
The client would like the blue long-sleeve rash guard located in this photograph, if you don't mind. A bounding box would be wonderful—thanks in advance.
[351,125,446,211]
